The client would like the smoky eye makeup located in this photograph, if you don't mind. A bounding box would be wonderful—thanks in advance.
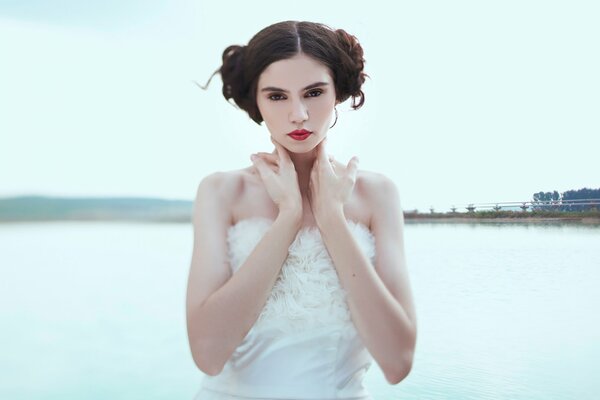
[267,89,324,101]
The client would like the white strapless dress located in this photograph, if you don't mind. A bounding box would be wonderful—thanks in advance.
[193,217,377,400]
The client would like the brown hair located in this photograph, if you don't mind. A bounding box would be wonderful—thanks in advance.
[197,20,369,125]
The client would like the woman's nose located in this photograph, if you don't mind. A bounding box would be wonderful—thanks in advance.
[289,99,308,124]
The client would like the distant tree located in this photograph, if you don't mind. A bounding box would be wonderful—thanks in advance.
[532,187,600,211]
[551,190,560,210]
[532,191,559,211]
[561,187,600,211]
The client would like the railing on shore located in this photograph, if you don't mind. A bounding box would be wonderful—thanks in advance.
[428,199,600,214]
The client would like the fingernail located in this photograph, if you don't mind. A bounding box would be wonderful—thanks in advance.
[250,154,257,161]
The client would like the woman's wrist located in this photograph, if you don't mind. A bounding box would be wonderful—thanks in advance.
[277,206,302,226]
[315,205,344,231]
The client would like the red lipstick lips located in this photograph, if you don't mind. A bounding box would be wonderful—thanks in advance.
[288,129,312,141]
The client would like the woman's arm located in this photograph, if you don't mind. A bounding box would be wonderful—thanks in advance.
[186,172,302,376]
[319,174,417,385]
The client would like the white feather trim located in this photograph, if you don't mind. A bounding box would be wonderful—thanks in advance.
[227,217,376,334]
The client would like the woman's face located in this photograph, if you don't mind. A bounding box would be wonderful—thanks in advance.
[256,52,338,153]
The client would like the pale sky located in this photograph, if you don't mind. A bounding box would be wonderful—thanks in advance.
[1,0,598,212]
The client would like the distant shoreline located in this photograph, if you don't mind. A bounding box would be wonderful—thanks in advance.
[404,211,600,224]
[404,216,600,224]
[2,215,599,225]
[1,195,599,225]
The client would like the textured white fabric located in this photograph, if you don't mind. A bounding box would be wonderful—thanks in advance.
[193,217,377,400]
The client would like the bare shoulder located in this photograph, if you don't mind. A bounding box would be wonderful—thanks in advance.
[194,169,247,224]
[353,169,403,229]
[197,168,246,192]
[355,169,400,205]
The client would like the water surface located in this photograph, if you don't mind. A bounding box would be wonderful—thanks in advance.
[0,221,598,399]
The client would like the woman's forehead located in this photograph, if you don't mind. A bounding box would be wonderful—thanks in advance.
[258,56,333,90]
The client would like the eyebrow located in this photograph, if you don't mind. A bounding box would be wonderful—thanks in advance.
[260,81,329,93]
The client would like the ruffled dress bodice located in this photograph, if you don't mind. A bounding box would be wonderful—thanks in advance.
[194,217,377,400]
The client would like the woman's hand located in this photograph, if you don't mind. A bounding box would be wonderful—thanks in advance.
[251,137,303,215]
[308,138,359,227]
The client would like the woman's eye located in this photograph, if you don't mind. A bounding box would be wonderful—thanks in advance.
[267,90,322,101]
[268,94,285,101]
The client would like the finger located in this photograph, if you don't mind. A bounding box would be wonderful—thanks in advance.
[255,152,279,164]
[251,155,276,178]
[310,161,318,178]
[319,139,332,165]
[317,138,328,162]
[317,139,335,174]
[251,152,278,165]
[270,137,292,165]
[346,156,360,180]
[328,156,336,173]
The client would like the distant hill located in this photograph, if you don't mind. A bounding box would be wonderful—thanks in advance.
[0,195,193,222]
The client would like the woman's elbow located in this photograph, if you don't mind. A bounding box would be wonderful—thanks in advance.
[385,335,416,385]
[190,343,225,376]
[385,355,414,385]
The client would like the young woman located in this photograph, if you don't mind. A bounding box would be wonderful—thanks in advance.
[186,20,417,400]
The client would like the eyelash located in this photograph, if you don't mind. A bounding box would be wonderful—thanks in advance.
[267,89,323,101]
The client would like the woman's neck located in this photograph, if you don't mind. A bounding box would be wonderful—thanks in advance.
[288,148,318,196]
